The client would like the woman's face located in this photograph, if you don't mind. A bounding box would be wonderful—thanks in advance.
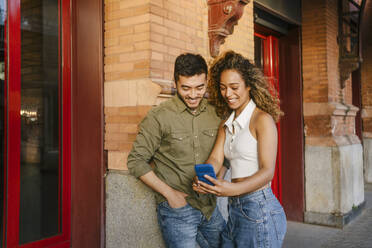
[220,69,251,115]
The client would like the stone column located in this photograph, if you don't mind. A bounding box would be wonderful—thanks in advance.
[302,0,364,227]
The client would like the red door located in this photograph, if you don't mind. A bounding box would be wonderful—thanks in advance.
[2,0,71,247]
[254,33,282,202]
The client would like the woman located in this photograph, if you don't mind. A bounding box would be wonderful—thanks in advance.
[193,51,287,247]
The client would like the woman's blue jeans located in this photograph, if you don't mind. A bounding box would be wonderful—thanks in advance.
[157,201,226,248]
[221,187,287,248]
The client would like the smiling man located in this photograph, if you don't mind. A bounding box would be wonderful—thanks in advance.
[127,53,225,248]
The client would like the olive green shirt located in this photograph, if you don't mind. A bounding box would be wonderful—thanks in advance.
[127,95,221,219]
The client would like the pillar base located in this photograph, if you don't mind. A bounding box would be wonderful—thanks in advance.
[305,142,365,226]
[105,171,165,248]
[305,201,366,228]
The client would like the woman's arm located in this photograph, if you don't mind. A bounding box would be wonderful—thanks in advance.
[198,111,278,196]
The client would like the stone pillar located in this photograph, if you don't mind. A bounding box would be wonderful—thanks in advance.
[104,2,162,247]
[302,0,364,227]
[361,0,372,183]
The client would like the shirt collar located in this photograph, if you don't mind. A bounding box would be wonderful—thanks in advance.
[224,111,235,134]
[172,94,207,115]
[224,100,255,133]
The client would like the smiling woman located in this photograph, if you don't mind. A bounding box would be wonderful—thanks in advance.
[219,69,251,117]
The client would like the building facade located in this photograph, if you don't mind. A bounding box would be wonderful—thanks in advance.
[104,0,371,247]
[1,0,372,247]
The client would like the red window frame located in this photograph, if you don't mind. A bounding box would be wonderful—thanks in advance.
[4,0,71,247]
[254,32,282,203]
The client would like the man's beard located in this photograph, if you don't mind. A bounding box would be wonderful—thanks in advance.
[177,92,203,109]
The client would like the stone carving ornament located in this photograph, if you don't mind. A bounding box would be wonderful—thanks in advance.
[208,0,250,57]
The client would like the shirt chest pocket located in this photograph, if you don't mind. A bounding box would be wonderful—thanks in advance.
[168,131,191,157]
[199,129,218,156]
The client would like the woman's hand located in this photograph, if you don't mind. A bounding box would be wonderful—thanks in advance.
[192,176,209,194]
[197,175,236,197]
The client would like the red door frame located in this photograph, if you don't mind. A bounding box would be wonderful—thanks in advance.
[254,32,282,202]
[2,2,9,245]
[71,0,105,246]
[6,0,21,245]
[4,0,71,247]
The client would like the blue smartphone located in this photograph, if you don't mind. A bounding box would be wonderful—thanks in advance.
[195,164,217,186]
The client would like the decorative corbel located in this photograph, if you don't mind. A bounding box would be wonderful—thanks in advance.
[208,0,250,58]
[338,0,366,88]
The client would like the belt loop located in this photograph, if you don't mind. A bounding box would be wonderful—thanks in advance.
[263,188,269,200]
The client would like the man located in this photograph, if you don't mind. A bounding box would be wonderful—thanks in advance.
[127,53,225,248]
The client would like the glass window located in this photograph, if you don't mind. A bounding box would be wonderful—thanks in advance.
[254,35,264,70]
[20,0,61,244]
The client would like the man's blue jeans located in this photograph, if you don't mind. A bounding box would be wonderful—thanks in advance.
[157,201,226,248]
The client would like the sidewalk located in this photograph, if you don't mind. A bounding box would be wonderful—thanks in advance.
[283,183,372,248]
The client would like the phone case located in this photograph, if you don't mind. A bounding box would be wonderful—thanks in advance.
[195,163,216,185]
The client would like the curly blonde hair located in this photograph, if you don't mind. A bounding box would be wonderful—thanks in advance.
[208,50,283,122]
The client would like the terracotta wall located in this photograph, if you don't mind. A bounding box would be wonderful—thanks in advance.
[104,0,254,170]
[302,0,358,147]
[361,0,372,138]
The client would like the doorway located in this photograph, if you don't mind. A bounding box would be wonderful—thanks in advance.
[1,0,71,247]
[254,31,282,202]
[254,24,305,221]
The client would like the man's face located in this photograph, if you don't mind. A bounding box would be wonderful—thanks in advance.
[176,73,207,110]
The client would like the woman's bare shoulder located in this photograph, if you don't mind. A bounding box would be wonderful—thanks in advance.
[252,108,276,130]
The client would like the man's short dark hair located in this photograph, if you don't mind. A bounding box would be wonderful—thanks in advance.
[174,53,208,84]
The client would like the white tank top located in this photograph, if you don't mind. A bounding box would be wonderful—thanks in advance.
[224,100,258,179]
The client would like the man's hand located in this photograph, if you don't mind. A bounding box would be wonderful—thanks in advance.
[166,189,188,209]
[139,171,188,208]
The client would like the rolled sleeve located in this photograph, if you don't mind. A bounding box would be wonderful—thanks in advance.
[127,110,162,178]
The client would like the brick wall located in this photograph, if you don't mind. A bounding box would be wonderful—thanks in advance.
[361,0,372,138]
[104,0,254,170]
[219,1,254,61]
[104,0,151,82]
[302,0,358,147]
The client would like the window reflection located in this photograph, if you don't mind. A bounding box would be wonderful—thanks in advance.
[20,0,61,244]
[254,35,264,69]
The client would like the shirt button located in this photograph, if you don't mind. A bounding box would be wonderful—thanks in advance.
[194,135,198,138]
[196,153,199,157]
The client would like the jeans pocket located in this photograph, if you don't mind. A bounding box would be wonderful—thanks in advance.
[161,200,189,211]
[239,200,263,223]
[270,208,287,241]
